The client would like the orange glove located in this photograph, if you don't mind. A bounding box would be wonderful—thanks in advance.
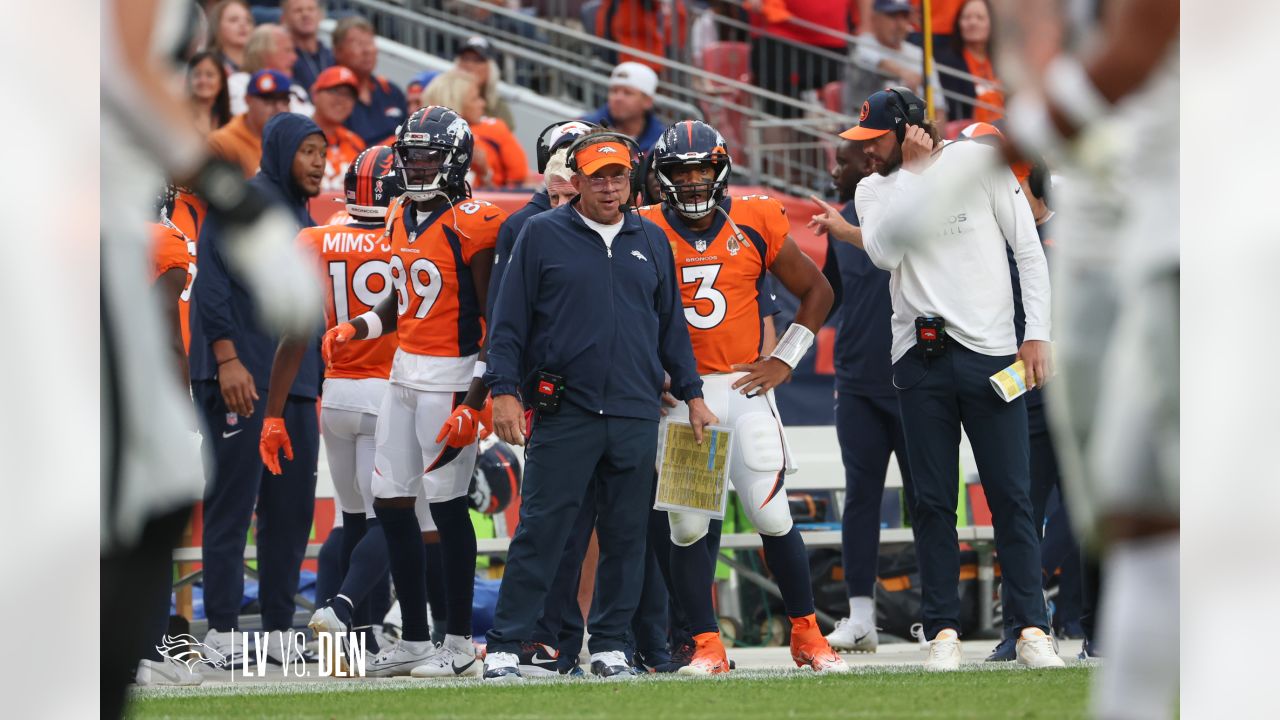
[436,404,483,448]
[322,322,357,365]
[259,417,293,475]
[478,396,494,440]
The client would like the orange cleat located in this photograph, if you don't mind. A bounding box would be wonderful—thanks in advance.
[676,631,730,676]
[790,614,851,673]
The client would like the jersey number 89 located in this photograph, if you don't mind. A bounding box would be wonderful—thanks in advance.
[389,255,443,319]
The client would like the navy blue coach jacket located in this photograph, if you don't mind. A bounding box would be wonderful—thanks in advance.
[189,113,325,397]
[485,201,703,421]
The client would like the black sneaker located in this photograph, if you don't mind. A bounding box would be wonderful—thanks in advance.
[655,637,694,673]
[633,648,670,674]
[590,650,638,680]
[985,636,1017,662]
[557,659,585,677]
[1078,637,1101,660]
[517,641,561,677]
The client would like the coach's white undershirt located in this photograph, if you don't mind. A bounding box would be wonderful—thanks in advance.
[576,209,624,251]
[856,140,1051,363]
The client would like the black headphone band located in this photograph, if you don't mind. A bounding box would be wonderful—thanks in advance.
[885,87,924,142]
[564,131,642,170]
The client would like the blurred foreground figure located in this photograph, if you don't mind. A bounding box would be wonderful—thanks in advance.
[101,1,320,716]
[1001,1,1179,718]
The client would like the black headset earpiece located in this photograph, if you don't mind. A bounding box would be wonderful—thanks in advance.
[564,131,645,200]
[886,87,925,144]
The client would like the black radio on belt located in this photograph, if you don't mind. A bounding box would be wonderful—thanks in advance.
[915,316,949,358]
[531,370,566,414]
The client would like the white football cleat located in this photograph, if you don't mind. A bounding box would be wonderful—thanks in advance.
[1016,628,1066,669]
[923,629,962,672]
[826,618,878,653]
[366,639,438,678]
[483,651,525,682]
[410,635,482,678]
[136,657,203,686]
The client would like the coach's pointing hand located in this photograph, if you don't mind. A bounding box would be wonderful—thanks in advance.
[492,394,526,446]
[807,195,863,248]
[686,398,718,445]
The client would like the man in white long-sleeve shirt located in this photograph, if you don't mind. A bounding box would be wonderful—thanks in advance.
[838,88,1063,671]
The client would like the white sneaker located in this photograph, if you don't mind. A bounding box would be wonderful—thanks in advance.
[201,629,246,670]
[410,635,482,678]
[589,650,637,680]
[923,630,962,672]
[1016,629,1066,669]
[309,605,349,637]
[136,657,204,686]
[826,618,878,653]
[909,623,929,650]
[367,639,437,678]
[483,651,524,682]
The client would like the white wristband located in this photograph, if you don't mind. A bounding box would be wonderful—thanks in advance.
[356,310,383,339]
[769,323,815,369]
[1044,56,1109,133]
[472,360,487,379]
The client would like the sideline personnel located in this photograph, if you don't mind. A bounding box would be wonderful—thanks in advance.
[482,130,716,681]
[840,88,1063,671]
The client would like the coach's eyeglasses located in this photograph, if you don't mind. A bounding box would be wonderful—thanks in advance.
[585,174,629,190]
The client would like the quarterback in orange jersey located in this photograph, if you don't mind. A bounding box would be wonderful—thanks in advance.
[323,106,505,679]
[639,120,847,675]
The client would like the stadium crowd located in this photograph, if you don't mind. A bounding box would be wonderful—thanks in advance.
[126,0,1143,697]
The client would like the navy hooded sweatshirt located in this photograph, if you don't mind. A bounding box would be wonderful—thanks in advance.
[485,201,703,421]
[189,113,326,397]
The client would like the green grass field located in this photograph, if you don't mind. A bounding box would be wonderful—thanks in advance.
[127,666,1094,719]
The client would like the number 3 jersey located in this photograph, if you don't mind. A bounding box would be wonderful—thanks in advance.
[638,195,788,375]
[295,220,399,382]
[383,198,505,391]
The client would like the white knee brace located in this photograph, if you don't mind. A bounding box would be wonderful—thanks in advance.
[735,413,793,537]
[669,511,711,547]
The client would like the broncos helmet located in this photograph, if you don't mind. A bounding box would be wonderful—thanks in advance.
[535,120,601,174]
[652,120,732,219]
[344,145,404,221]
[467,440,521,515]
[393,105,473,202]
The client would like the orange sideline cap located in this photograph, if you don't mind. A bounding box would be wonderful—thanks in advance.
[575,141,632,175]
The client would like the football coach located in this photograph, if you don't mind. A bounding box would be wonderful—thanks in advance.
[840,88,1063,671]
[481,130,717,681]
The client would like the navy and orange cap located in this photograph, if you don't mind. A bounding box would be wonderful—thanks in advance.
[839,90,905,141]
[574,140,633,175]
[248,69,292,98]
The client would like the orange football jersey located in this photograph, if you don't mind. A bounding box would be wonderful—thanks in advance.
[151,221,197,352]
[385,198,505,357]
[169,189,206,243]
[296,222,399,379]
[639,195,788,374]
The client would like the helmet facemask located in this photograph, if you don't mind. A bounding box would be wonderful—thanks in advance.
[656,154,730,220]
[395,144,459,202]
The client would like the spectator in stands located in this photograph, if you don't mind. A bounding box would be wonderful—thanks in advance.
[310,65,366,193]
[228,24,314,116]
[454,36,515,131]
[848,0,948,120]
[207,69,293,177]
[281,0,333,91]
[333,15,408,145]
[580,62,664,152]
[207,0,255,73]
[423,70,527,188]
[188,50,232,136]
[746,0,849,118]
[596,0,688,73]
[935,0,1003,122]
[404,70,440,115]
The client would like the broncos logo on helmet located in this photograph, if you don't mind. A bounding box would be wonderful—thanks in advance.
[344,145,405,221]
[393,105,474,202]
[652,120,732,220]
